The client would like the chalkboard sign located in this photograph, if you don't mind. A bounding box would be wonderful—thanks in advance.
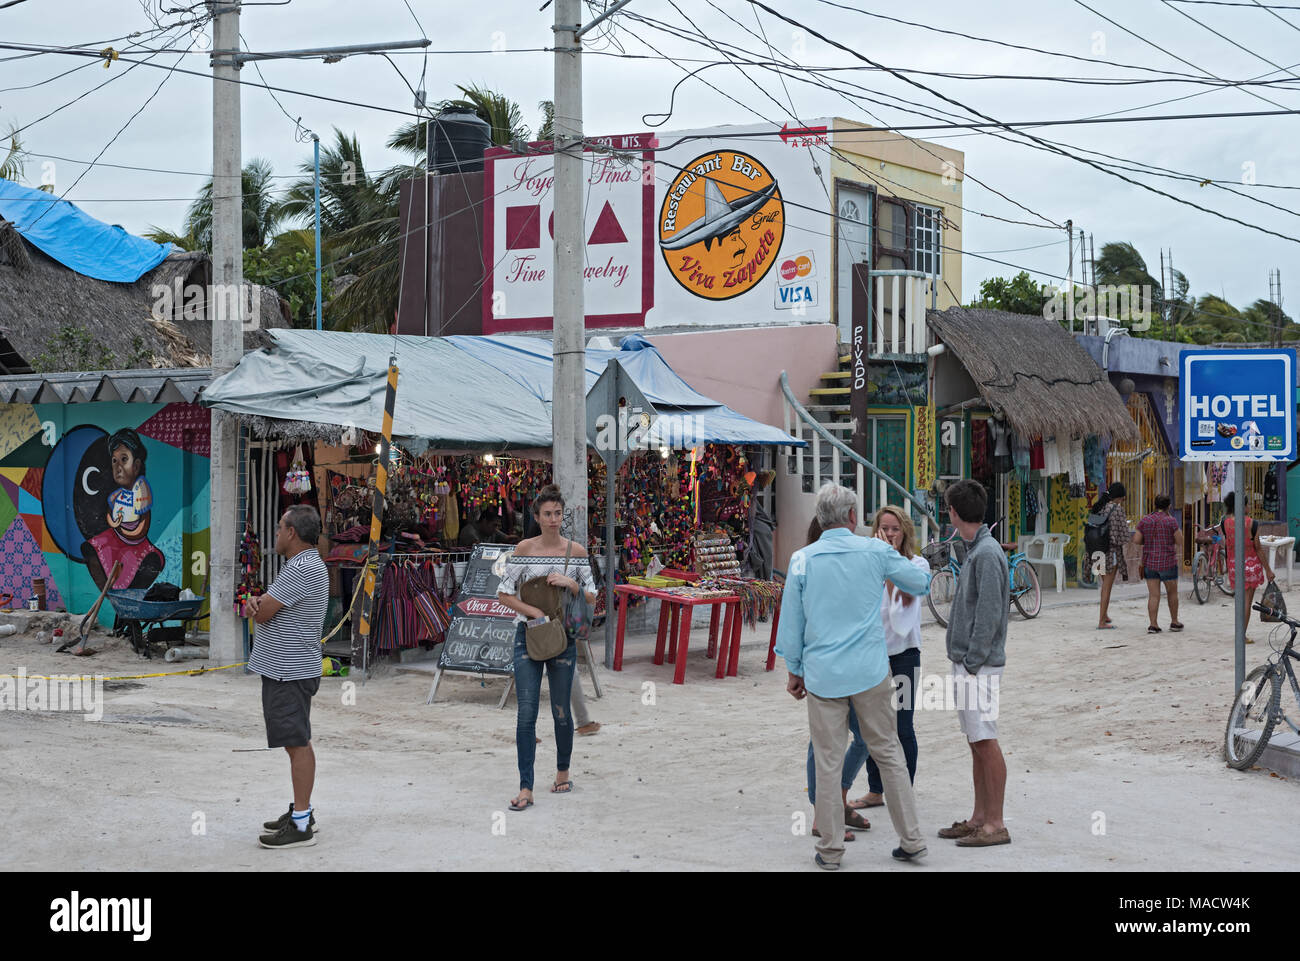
[436,543,517,675]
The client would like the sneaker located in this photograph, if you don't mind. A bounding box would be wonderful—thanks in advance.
[892,845,928,862]
[263,805,317,834]
[813,853,839,871]
[259,820,317,849]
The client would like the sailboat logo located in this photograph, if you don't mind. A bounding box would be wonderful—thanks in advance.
[658,150,785,301]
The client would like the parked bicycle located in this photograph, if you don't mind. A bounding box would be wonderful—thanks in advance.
[1192,522,1234,604]
[1224,602,1300,769]
[923,523,1041,628]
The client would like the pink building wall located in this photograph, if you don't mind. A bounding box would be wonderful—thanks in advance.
[645,323,839,428]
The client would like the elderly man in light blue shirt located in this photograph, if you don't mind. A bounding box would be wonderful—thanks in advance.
[777,482,932,869]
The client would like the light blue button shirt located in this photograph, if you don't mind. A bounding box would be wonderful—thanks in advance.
[775,527,932,699]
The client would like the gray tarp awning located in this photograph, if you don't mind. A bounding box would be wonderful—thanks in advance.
[200,330,802,449]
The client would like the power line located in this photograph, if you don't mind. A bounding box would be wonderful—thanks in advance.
[740,1,1300,246]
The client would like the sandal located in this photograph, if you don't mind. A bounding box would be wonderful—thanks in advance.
[811,827,856,842]
[551,779,574,794]
[508,795,534,812]
[1147,625,1162,634]
[1097,624,1116,630]
[844,808,871,830]
[848,793,884,809]
[1169,622,1184,632]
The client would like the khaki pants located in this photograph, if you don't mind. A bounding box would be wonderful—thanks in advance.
[808,676,924,864]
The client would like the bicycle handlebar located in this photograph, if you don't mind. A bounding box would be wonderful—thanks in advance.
[1252,602,1298,628]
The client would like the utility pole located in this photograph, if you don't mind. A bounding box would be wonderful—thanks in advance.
[552,0,587,547]
[205,19,430,665]
[1065,219,1073,333]
[208,0,243,665]
[1159,248,1166,339]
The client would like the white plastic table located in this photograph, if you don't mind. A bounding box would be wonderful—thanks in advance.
[1259,535,1296,590]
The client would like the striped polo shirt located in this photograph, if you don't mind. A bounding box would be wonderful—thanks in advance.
[247,547,329,681]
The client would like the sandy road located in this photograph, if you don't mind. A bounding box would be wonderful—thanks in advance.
[1,585,1295,872]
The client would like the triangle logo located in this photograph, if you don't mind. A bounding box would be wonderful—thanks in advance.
[587,201,627,245]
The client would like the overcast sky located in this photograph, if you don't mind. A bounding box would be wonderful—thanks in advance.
[2,0,1297,312]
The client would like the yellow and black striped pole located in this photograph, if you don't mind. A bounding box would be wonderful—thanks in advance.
[356,356,399,680]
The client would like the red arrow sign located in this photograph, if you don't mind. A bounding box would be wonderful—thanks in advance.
[779,122,827,143]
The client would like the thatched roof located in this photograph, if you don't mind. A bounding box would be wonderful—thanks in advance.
[0,367,211,404]
[0,223,289,373]
[928,306,1139,444]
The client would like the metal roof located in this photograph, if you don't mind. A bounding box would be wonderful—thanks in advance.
[0,367,211,405]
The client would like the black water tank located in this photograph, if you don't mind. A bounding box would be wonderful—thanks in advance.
[428,108,492,174]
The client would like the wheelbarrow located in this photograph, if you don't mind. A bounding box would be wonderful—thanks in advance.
[105,589,207,659]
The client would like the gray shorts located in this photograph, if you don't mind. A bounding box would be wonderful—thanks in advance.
[262,675,321,748]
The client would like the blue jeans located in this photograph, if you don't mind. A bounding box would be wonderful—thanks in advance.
[866,647,921,795]
[513,622,576,792]
[805,703,866,804]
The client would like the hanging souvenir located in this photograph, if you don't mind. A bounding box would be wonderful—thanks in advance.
[282,444,313,494]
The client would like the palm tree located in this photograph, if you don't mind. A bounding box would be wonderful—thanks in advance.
[388,85,548,156]
[172,158,285,252]
[280,129,403,332]
[1093,241,1163,335]
[1,125,24,182]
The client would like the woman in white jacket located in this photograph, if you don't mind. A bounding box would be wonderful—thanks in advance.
[849,505,929,809]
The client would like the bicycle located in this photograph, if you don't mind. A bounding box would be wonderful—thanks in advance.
[923,524,1041,627]
[1224,602,1300,769]
[1192,522,1234,604]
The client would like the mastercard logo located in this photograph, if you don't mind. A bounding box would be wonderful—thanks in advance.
[780,259,798,282]
[795,255,812,277]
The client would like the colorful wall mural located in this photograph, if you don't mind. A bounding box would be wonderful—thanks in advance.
[0,402,210,623]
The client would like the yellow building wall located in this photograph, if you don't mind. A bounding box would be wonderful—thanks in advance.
[828,119,963,313]
[1048,477,1089,584]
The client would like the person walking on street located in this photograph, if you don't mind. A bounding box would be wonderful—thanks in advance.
[938,480,1011,848]
[1221,491,1274,643]
[852,505,930,809]
[776,483,931,870]
[248,505,329,850]
[1134,494,1185,634]
[496,485,597,812]
[1092,482,1130,630]
[800,517,871,840]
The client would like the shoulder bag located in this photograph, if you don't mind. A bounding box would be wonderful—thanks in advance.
[520,544,570,661]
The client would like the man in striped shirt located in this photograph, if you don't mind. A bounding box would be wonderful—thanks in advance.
[247,505,328,849]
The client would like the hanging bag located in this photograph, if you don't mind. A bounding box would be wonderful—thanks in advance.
[562,542,593,644]
[1260,579,1286,622]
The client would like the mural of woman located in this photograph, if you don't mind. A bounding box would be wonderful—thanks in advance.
[82,428,165,590]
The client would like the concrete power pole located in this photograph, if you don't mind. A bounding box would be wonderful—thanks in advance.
[552,0,588,546]
[1065,219,1073,333]
[209,1,243,665]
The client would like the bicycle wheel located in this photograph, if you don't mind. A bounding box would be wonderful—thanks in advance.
[927,568,956,629]
[1224,664,1281,770]
[1011,560,1041,618]
[1214,551,1235,597]
[1192,553,1210,604]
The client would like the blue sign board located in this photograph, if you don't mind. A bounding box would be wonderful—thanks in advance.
[1180,349,1295,461]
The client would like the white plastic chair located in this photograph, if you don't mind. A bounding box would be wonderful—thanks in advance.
[1024,533,1070,593]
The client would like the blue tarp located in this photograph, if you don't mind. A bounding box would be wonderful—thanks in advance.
[0,177,171,283]
[202,330,802,449]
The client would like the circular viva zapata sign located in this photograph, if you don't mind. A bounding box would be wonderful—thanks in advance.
[658,149,784,300]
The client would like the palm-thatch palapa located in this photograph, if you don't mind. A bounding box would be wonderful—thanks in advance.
[927,306,1140,445]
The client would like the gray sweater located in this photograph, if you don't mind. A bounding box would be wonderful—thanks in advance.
[945,524,1009,672]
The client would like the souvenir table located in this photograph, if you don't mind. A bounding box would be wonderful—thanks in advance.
[611,583,741,684]
[660,568,783,673]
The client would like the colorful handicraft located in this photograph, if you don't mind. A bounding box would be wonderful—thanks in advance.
[235,522,263,617]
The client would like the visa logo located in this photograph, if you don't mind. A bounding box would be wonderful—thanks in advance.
[778,285,813,304]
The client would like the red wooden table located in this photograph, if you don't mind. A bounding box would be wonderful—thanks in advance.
[612,584,741,684]
[661,569,782,673]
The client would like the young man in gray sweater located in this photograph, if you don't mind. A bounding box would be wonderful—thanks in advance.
[939,479,1011,847]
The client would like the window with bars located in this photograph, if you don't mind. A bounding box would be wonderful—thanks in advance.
[912,204,942,276]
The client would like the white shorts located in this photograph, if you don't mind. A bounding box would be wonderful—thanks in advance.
[950,661,1002,743]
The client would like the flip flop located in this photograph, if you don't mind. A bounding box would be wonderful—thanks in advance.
[508,796,534,812]
[1147,626,1162,633]
[551,779,574,794]
[844,808,871,830]
[1097,624,1116,630]
[1169,622,1184,632]
[811,827,856,842]
[848,794,885,809]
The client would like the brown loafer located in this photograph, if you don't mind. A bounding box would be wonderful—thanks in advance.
[955,826,1011,847]
[937,820,977,839]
